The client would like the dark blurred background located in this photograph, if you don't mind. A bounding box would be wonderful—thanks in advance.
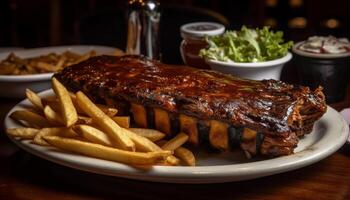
[1,0,349,46]
[0,0,349,79]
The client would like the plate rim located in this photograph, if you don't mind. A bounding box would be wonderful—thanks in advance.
[4,89,349,183]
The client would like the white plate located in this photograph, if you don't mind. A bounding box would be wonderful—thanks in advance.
[0,45,116,98]
[4,90,349,183]
[339,108,350,144]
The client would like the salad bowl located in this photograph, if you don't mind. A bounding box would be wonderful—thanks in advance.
[200,26,293,80]
[206,52,292,80]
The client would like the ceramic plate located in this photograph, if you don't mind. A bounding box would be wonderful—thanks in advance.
[339,108,350,144]
[4,90,349,183]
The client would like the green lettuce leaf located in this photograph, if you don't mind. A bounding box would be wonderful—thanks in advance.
[199,26,293,63]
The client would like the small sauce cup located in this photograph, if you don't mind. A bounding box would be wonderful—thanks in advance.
[293,39,350,103]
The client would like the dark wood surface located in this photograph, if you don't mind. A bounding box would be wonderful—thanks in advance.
[0,85,349,200]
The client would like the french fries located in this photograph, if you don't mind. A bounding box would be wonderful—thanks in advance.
[7,78,196,167]
[161,132,189,151]
[10,110,51,128]
[44,105,63,125]
[36,62,59,72]
[76,91,135,151]
[128,128,165,142]
[26,89,43,110]
[174,147,196,166]
[126,131,163,152]
[164,155,180,166]
[52,78,78,127]
[0,50,108,75]
[43,136,170,165]
[43,97,117,118]
[6,128,39,139]
[33,127,77,145]
[156,139,195,166]
[76,125,113,146]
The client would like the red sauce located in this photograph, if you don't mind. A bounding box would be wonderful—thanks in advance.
[180,38,210,69]
[180,22,225,69]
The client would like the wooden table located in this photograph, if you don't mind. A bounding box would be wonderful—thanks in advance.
[1,86,349,200]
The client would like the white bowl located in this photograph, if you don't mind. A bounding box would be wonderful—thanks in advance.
[0,45,117,98]
[205,53,292,80]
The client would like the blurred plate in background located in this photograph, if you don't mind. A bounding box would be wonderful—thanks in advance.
[0,45,117,98]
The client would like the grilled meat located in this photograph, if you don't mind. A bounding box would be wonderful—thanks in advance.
[54,55,327,157]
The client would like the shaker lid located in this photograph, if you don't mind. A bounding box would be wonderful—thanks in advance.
[180,22,225,39]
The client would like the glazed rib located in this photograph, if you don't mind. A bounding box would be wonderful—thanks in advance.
[54,55,327,157]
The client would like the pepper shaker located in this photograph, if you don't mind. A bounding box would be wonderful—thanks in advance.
[126,0,161,60]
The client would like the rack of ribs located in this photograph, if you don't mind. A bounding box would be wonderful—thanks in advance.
[54,55,327,157]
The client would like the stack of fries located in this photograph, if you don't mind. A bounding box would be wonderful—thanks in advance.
[1,50,99,75]
[6,78,195,166]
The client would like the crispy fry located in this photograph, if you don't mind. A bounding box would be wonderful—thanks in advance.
[67,93,85,114]
[152,140,181,166]
[33,127,77,146]
[76,91,135,151]
[174,147,196,166]
[0,63,16,75]
[127,131,163,152]
[26,89,43,110]
[161,132,189,151]
[55,57,65,69]
[52,78,78,127]
[44,105,63,125]
[35,62,58,72]
[69,93,118,117]
[156,140,191,166]
[6,128,39,139]
[117,129,179,165]
[112,116,130,128]
[165,155,180,166]
[43,136,170,165]
[76,125,113,146]
[128,128,165,142]
[44,97,86,115]
[10,110,51,128]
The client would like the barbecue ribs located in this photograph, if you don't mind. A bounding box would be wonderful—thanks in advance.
[54,55,327,157]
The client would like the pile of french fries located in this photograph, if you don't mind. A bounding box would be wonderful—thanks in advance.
[0,49,124,75]
[6,78,195,166]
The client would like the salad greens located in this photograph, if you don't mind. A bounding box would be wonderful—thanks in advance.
[199,26,293,63]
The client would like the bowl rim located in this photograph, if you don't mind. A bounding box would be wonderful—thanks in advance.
[205,52,292,68]
[292,41,350,59]
[0,45,116,82]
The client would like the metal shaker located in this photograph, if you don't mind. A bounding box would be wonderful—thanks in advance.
[126,0,161,60]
